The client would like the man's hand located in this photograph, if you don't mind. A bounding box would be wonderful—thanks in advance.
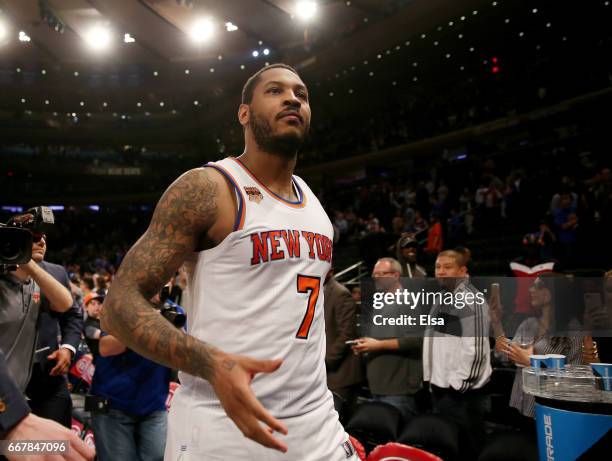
[351,337,383,354]
[211,353,288,453]
[48,348,72,376]
[5,413,95,461]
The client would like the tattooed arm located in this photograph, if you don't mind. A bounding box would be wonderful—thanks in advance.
[101,167,288,452]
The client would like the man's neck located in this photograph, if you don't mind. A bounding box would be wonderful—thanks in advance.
[237,147,297,200]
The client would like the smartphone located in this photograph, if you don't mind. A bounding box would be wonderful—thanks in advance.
[345,340,359,345]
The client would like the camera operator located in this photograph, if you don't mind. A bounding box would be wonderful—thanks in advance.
[25,231,84,428]
[0,246,72,394]
[86,290,175,461]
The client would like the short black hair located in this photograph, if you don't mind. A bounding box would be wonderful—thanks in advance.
[241,63,300,104]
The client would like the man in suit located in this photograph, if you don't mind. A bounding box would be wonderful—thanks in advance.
[323,270,363,421]
[25,230,84,428]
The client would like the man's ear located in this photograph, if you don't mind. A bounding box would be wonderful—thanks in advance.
[238,104,249,127]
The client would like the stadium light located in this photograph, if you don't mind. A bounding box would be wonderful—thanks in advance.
[85,25,112,51]
[295,1,318,22]
[190,18,214,43]
[0,20,9,42]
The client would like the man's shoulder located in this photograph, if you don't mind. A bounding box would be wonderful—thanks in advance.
[39,260,66,274]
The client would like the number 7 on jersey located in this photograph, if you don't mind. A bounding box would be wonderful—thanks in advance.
[296,275,321,339]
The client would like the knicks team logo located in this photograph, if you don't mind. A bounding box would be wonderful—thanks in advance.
[32,286,41,304]
[244,186,263,203]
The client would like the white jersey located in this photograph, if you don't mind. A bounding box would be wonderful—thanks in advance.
[180,156,334,418]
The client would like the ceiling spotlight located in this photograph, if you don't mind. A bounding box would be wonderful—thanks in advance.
[72,112,76,117]
[153,70,159,76]
[185,69,190,74]
[171,110,177,114]
[240,64,245,69]
[85,25,112,51]
[102,102,108,107]
[41,69,47,74]
[136,102,142,107]
[420,33,426,39]
[263,48,270,55]
[210,67,215,72]
[218,55,223,60]
[74,71,79,76]
[295,1,318,22]
[20,98,26,103]
[460,16,466,21]
[145,111,150,116]
[19,31,31,42]
[492,1,498,6]
[79,101,85,106]
[258,40,263,45]
[159,102,165,107]
[225,22,238,32]
[124,33,135,43]
[369,71,374,76]
[0,20,8,41]
[193,100,199,105]
[532,8,538,13]
[16,67,22,73]
[433,41,439,46]
[190,17,214,44]
[472,10,478,15]
[448,21,454,26]
[44,99,49,104]
[252,50,259,57]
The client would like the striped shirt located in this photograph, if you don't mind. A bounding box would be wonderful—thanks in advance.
[423,279,492,391]
[509,317,582,417]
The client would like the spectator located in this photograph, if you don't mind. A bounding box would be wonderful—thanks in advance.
[552,191,579,267]
[353,258,423,421]
[395,236,427,278]
[83,292,104,357]
[88,300,172,461]
[323,270,364,421]
[422,250,491,458]
[423,214,443,256]
[493,275,581,426]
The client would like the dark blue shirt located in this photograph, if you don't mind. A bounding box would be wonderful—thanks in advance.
[90,334,171,416]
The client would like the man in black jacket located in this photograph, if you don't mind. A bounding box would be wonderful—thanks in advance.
[25,231,83,428]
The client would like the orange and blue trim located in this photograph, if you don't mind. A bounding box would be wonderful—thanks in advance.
[230,157,307,209]
[203,162,246,231]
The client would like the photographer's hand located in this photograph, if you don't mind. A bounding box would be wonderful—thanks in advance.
[48,348,72,376]
[5,413,95,461]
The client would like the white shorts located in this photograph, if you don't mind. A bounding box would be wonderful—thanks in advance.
[165,386,358,461]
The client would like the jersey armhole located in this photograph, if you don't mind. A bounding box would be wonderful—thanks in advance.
[202,163,245,232]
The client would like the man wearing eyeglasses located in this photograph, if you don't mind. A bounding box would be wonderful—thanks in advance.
[24,231,84,428]
[0,230,73,398]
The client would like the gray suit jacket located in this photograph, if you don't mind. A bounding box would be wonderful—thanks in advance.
[324,279,363,390]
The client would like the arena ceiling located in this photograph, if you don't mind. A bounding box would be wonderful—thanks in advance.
[0,0,488,116]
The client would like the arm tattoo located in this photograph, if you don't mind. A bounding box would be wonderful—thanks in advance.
[101,168,221,381]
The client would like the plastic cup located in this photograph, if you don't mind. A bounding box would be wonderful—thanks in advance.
[546,354,566,369]
[591,363,612,391]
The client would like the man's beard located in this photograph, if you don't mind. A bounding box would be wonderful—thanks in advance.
[249,108,307,158]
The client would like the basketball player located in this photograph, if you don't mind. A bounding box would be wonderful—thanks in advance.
[102,64,358,460]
